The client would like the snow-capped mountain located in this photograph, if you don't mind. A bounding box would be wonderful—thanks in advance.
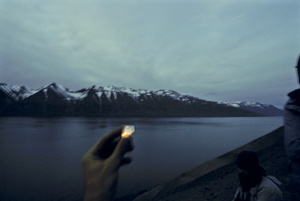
[0,83,198,103]
[218,101,283,116]
[0,83,281,117]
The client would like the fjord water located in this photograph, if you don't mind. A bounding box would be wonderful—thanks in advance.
[0,117,283,200]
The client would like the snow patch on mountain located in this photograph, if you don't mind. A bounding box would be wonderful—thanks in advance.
[218,101,269,109]
[0,83,38,101]
[217,101,283,116]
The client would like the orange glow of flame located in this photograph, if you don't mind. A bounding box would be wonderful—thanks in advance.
[121,125,135,138]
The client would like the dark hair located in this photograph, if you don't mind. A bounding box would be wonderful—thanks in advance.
[236,151,266,190]
[296,54,300,68]
[236,151,259,171]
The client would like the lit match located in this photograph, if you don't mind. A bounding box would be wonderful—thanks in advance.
[121,125,135,138]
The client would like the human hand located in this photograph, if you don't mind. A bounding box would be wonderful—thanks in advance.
[82,127,135,201]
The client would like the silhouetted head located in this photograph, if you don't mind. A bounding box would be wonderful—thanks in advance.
[236,151,259,170]
[236,151,265,191]
[296,54,300,84]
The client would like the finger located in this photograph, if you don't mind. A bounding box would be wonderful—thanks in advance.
[97,139,119,159]
[88,127,123,154]
[120,157,133,166]
[112,136,134,162]
[128,137,135,152]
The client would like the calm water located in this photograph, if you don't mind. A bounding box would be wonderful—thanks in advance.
[0,117,283,200]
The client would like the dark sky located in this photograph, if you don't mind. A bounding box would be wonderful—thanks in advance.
[1,0,300,108]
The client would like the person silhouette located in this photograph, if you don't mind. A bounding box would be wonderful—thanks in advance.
[284,54,300,197]
[232,151,282,201]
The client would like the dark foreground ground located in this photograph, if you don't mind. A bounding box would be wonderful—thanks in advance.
[117,126,298,201]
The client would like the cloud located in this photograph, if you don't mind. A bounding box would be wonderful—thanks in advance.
[0,0,299,108]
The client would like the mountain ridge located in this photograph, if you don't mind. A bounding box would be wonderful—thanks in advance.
[217,101,283,116]
[0,83,282,117]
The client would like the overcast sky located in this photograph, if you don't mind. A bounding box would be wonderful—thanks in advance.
[1,0,299,108]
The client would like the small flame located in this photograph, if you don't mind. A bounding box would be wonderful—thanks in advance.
[121,125,135,138]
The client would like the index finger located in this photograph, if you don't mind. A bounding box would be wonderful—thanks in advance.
[88,127,123,154]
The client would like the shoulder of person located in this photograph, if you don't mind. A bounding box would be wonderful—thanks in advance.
[288,88,300,100]
[286,89,300,112]
[262,176,282,187]
[253,176,283,201]
[251,176,281,195]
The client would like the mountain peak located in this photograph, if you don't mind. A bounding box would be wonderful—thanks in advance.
[0,83,283,117]
[47,82,65,90]
[49,82,58,86]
